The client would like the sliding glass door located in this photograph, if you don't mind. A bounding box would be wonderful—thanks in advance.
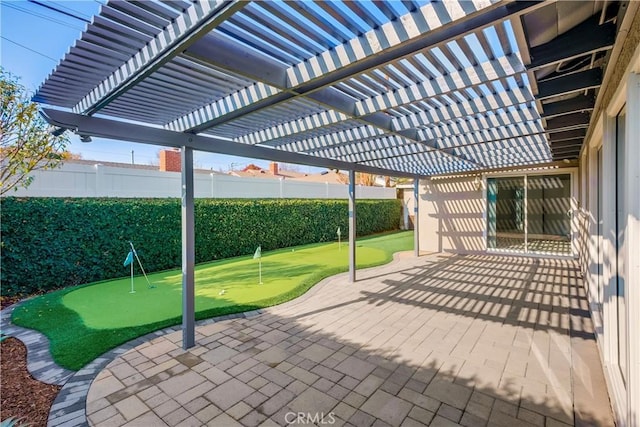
[487,173,572,256]
[527,175,572,254]
[487,177,525,251]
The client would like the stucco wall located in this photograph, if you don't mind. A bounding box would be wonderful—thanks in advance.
[418,176,485,253]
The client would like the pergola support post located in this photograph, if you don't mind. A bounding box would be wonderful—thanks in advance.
[181,146,195,349]
[349,170,356,283]
[414,178,420,257]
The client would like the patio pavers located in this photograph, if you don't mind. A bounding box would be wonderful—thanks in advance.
[72,253,613,426]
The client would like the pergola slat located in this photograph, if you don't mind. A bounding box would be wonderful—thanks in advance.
[36,0,619,176]
[74,1,248,115]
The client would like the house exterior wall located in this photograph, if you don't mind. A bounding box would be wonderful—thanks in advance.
[577,13,640,425]
[418,176,485,253]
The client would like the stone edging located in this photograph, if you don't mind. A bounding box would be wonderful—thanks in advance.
[0,304,75,385]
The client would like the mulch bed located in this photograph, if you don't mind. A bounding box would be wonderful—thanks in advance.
[1,295,21,310]
[1,337,61,426]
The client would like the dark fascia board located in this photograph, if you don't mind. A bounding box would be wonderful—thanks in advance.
[546,112,591,131]
[40,108,425,179]
[551,145,583,154]
[552,154,580,160]
[550,140,584,150]
[547,128,587,142]
[552,155,580,160]
[541,94,595,118]
[549,139,584,153]
[549,139,584,150]
[536,68,602,100]
[528,14,616,71]
[551,147,583,155]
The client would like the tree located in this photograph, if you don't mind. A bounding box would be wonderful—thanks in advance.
[61,151,83,161]
[1,68,69,195]
[356,172,377,186]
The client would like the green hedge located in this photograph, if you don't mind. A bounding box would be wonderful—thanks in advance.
[1,198,401,296]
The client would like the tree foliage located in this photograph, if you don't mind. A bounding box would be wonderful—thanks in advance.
[356,172,377,186]
[0,68,69,195]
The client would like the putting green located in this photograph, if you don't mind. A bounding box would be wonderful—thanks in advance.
[63,244,387,329]
[12,231,412,370]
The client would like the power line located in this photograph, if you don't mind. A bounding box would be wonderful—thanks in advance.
[2,3,84,31]
[28,0,91,23]
[50,1,92,20]
[0,36,58,62]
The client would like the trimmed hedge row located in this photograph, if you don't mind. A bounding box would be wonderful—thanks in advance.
[1,198,401,296]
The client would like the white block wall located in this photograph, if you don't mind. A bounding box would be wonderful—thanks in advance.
[5,163,396,200]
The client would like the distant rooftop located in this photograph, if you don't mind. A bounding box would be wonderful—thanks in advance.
[229,162,306,180]
[64,158,222,175]
[294,170,349,185]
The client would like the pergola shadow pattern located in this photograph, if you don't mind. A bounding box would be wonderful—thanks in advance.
[80,254,613,427]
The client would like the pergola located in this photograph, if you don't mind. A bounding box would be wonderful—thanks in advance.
[35,0,623,348]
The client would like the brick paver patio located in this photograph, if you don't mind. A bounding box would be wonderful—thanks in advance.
[82,254,613,426]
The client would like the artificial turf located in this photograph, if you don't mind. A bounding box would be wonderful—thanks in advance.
[11,231,412,370]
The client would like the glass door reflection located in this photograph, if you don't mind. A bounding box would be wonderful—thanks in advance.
[487,177,526,252]
[527,174,572,255]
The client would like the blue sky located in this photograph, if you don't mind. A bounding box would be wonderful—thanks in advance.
[0,0,314,172]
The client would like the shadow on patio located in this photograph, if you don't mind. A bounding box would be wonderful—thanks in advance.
[77,254,613,427]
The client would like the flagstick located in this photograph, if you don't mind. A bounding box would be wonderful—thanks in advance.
[129,241,154,289]
[133,247,154,288]
[130,259,135,293]
[259,259,263,285]
[338,235,341,251]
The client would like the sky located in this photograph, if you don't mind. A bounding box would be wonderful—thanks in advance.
[0,0,317,172]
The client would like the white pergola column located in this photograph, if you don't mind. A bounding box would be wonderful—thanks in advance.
[414,178,420,257]
[349,170,356,283]
[181,146,195,349]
